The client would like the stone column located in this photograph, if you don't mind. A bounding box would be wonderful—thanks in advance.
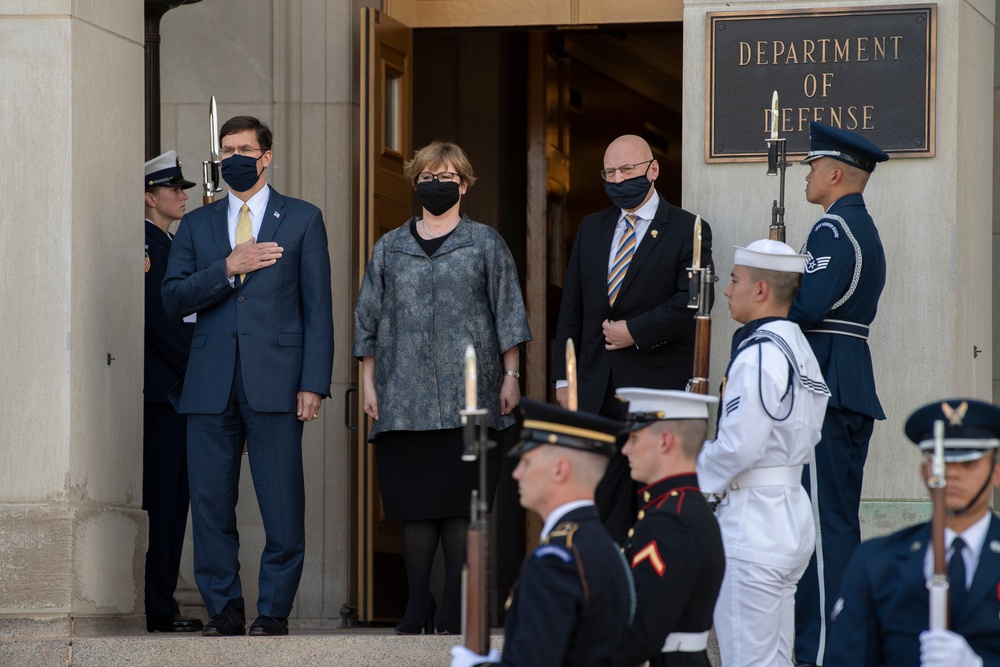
[0,4,146,639]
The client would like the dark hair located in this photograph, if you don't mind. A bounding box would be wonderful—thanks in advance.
[219,116,273,152]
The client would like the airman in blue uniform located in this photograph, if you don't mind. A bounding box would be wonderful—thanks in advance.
[790,122,890,666]
[826,398,1000,667]
[450,399,635,667]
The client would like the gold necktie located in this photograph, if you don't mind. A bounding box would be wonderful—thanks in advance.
[236,203,252,283]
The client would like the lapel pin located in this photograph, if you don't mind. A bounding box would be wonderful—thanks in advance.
[274,211,280,218]
[650,229,658,239]
[990,540,1000,553]
[910,541,922,552]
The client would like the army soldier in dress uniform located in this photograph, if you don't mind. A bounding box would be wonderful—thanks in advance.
[697,240,830,667]
[790,122,889,667]
[616,388,724,667]
[450,398,634,667]
[143,151,202,632]
[827,399,1000,667]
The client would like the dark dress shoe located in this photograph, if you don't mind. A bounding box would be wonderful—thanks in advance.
[202,600,246,637]
[146,614,204,633]
[248,615,289,636]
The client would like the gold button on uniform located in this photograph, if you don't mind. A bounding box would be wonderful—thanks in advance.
[627,528,634,538]
[637,510,645,520]
[643,491,651,502]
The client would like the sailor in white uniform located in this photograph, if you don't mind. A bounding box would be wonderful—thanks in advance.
[697,239,831,667]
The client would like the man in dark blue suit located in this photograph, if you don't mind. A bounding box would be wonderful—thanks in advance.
[790,122,889,666]
[142,150,202,633]
[553,134,713,546]
[162,116,333,637]
[450,399,635,667]
[827,398,1000,667]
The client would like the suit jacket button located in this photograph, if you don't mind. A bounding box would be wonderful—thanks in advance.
[231,332,237,338]
[238,296,245,302]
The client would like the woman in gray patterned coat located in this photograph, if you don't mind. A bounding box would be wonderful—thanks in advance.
[352,141,531,635]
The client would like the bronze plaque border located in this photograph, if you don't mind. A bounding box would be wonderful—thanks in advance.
[704,4,936,164]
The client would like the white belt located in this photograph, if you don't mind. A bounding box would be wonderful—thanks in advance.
[729,465,803,491]
[662,631,709,652]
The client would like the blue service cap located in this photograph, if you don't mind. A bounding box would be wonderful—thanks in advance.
[144,150,196,191]
[904,398,1000,463]
[801,122,889,173]
[511,398,623,458]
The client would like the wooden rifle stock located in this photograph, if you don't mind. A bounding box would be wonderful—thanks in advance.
[687,264,715,394]
[689,314,711,395]
[464,490,490,654]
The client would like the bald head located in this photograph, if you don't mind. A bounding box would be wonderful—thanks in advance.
[605,135,653,164]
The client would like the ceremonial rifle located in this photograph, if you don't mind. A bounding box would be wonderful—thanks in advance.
[765,90,788,243]
[202,95,223,205]
[928,419,949,630]
[686,216,715,395]
[461,345,492,655]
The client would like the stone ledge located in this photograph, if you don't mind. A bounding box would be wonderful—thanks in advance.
[1,630,503,667]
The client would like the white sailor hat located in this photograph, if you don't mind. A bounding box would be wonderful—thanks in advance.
[616,388,718,433]
[144,150,196,191]
[905,398,1000,463]
[733,239,807,274]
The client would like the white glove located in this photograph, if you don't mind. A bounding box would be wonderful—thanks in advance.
[920,629,983,667]
[449,644,501,667]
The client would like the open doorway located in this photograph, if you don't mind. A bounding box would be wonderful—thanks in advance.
[354,18,684,624]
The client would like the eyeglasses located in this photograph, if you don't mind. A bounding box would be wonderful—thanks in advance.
[599,159,653,181]
[416,171,460,183]
[221,145,266,158]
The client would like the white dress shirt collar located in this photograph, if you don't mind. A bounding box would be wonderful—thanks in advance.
[540,500,594,540]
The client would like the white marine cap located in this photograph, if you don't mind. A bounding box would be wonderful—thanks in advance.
[615,388,718,432]
[733,239,807,274]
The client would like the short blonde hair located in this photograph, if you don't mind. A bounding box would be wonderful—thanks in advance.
[404,141,477,187]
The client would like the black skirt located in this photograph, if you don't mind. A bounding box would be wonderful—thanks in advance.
[375,427,505,521]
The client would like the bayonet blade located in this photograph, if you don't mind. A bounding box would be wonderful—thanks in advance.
[692,215,702,271]
[209,95,220,161]
[566,338,578,412]
[770,90,779,141]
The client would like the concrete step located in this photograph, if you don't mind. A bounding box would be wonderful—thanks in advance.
[1,629,502,667]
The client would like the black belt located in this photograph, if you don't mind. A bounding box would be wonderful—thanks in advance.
[805,318,869,340]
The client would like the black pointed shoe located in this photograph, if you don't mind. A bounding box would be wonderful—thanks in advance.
[146,614,204,633]
[202,600,246,636]
[248,615,289,636]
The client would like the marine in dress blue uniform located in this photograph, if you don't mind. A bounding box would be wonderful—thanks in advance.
[826,399,1000,667]
[616,389,724,667]
[142,151,202,633]
[450,399,635,667]
[789,122,890,666]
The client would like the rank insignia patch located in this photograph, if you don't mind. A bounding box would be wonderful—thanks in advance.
[632,542,665,576]
[804,251,831,274]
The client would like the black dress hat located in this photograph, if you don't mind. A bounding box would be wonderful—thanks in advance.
[801,122,889,173]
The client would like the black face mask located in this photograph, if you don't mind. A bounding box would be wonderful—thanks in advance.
[604,167,653,210]
[415,181,461,216]
[221,153,263,193]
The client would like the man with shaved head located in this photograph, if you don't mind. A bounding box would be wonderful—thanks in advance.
[553,134,713,544]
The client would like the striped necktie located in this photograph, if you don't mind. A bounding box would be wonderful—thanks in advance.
[608,213,636,306]
[236,203,252,283]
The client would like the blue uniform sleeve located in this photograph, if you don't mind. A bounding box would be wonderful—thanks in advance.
[500,546,582,667]
[788,218,857,329]
[825,543,882,667]
[145,238,193,375]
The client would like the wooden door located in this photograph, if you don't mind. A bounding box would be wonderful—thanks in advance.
[357,6,413,623]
